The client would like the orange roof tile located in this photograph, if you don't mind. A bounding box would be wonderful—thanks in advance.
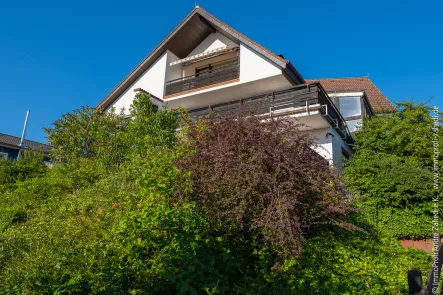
[306,77,395,113]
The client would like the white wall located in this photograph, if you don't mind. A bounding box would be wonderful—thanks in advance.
[107,51,178,114]
[166,43,287,105]
[239,44,282,83]
[188,32,237,56]
[308,126,353,168]
[308,128,333,164]
[166,51,182,82]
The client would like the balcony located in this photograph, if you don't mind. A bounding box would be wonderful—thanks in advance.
[164,58,240,98]
[185,82,353,143]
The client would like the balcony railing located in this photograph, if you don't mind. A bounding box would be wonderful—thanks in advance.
[185,83,353,143]
[165,58,240,97]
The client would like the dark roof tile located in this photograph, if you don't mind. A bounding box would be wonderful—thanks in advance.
[0,133,51,154]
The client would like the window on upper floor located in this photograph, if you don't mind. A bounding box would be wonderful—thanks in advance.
[338,96,361,118]
[329,93,373,134]
[195,65,212,76]
[346,119,362,133]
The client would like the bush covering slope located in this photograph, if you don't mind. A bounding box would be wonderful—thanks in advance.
[0,95,431,294]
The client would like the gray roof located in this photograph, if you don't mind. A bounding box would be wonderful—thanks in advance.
[0,133,51,154]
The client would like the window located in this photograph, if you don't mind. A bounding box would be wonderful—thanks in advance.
[339,96,361,118]
[195,65,212,76]
[346,119,362,133]
[194,58,238,77]
[0,152,8,160]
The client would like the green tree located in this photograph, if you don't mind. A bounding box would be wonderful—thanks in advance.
[0,150,47,193]
[179,111,356,262]
[344,101,443,239]
[45,105,128,165]
[0,96,433,294]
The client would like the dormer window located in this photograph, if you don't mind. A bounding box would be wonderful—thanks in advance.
[338,96,361,118]
[328,92,374,133]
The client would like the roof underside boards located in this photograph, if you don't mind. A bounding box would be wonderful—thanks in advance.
[166,14,217,59]
[306,77,395,113]
[0,133,51,154]
[96,7,304,111]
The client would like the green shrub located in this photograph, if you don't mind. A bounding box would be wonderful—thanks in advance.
[365,207,435,239]
[0,96,433,294]
[0,150,47,192]
[180,111,356,262]
[344,101,442,239]
[282,230,431,295]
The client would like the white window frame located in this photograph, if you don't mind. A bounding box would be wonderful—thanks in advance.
[0,152,8,160]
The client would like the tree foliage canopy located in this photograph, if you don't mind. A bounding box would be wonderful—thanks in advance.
[344,101,442,239]
[180,112,355,260]
[0,96,431,294]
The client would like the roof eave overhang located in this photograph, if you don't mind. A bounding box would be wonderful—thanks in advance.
[285,62,305,85]
[0,143,51,155]
[0,143,23,150]
[96,8,200,111]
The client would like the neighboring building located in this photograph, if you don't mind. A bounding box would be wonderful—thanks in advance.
[96,6,394,167]
[0,133,51,161]
[306,77,396,132]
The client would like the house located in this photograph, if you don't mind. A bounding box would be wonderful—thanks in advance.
[0,133,51,161]
[306,77,396,132]
[96,6,394,167]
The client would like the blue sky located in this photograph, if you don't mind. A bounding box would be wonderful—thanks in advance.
[0,0,442,143]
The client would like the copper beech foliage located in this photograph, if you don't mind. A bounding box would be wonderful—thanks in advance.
[179,110,356,259]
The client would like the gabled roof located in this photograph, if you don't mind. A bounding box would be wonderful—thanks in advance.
[0,133,51,154]
[96,6,304,110]
[306,77,395,113]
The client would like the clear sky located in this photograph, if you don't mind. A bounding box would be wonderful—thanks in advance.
[0,0,442,143]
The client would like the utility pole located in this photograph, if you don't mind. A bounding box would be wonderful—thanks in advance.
[17,110,30,160]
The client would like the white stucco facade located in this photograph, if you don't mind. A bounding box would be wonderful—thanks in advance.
[107,33,292,113]
[106,51,174,114]
[187,32,237,56]
[104,31,353,166]
[308,126,352,168]
[239,43,281,83]
[164,42,291,109]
